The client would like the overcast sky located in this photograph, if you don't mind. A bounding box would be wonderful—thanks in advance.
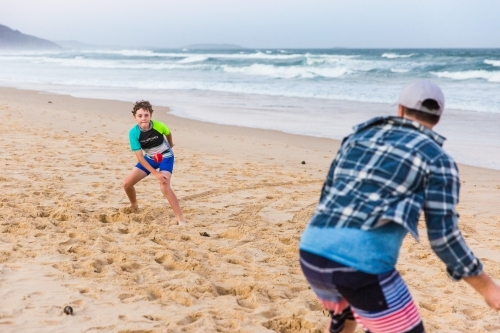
[1,0,499,48]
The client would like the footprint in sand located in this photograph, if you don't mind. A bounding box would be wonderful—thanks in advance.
[264,316,316,332]
[462,308,483,320]
[154,254,179,271]
[484,324,500,331]
[120,262,141,273]
[120,207,138,214]
[143,314,162,321]
[419,302,437,312]
[146,288,163,301]
[71,299,84,306]
[236,296,259,309]
[176,312,203,326]
[218,229,243,240]
[59,239,77,247]
[118,293,135,302]
[117,227,129,234]
[96,212,129,223]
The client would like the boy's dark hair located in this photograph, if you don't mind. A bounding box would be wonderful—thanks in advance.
[132,100,154,115]
[404,99,440,125]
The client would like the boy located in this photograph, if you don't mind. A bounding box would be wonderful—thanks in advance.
[299,80,500,333]
[122,100,186,225]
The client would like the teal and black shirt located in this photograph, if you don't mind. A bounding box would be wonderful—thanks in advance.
[128,120,173,158]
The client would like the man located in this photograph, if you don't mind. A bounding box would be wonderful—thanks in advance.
[299,80,500,333]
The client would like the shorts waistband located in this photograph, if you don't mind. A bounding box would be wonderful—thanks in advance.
[146,149,171,159]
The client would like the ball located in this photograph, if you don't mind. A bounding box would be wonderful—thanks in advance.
[63,306,73,315]
[153,153,163,163]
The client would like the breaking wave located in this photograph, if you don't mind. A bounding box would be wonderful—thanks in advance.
[221,64,351,79]
[431,70,500,83]
[484,59,500,67]
[382,53,416,59]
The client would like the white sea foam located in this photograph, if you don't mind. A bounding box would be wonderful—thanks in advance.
[221,64,351,79]
[431,70,500,83]
[0,55,27,62]
[28,56,209,70]
[80,50,201,59]
[210,51,302,60]
[104,51,304,60]
[485,59,500,67]
[81,49,161,57]
[0,50,63,56]
[308,57,404,74]
[305,54,360,66]
[177,56,208,64]
[382,53,416,59]
[390,68,410,73]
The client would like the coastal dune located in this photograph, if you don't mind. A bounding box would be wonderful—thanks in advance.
[1,87,500,332]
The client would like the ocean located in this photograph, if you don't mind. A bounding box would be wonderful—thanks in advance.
[0,48,499,169]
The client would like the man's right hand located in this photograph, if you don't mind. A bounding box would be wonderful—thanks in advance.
[483,281,500,310]
[464,272,500,310]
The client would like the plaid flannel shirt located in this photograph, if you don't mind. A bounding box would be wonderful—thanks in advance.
[310,116,482,280]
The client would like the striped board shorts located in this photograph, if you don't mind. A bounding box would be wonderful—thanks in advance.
[299,250,425,333]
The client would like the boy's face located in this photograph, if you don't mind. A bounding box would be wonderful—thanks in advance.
[134,108,152,129]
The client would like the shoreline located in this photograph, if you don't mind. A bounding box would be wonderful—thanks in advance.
[2,81,500,170]
[1,86,500,332]
[1,84,499,168]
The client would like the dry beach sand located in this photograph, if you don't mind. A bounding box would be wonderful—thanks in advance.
[1,87,500,332]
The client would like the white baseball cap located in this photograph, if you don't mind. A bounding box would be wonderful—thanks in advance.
[396,80,445,116]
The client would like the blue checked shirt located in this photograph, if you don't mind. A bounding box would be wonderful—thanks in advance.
[308,116,482,280]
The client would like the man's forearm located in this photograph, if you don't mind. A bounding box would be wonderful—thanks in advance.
[428,227,482,280]
[464,272,495,296]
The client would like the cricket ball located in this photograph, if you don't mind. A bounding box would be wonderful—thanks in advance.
[153,153,163,163]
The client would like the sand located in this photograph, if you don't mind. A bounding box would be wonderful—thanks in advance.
[1,87,500,333]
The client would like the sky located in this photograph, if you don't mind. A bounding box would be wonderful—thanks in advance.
[1,0,500,49]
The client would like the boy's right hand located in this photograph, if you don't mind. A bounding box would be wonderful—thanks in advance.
[153,171,169,184]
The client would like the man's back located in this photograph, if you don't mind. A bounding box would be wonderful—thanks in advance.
[311,115,457,239]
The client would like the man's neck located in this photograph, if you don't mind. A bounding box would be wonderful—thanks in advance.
[402,115,435,130]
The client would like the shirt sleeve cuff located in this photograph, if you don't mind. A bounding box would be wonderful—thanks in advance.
[447,258,483,281]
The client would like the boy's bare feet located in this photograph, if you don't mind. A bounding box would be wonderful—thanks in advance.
[177,220,187,225]
[124,204,138,213]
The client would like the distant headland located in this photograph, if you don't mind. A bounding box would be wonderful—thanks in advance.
[0,24,61,50]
